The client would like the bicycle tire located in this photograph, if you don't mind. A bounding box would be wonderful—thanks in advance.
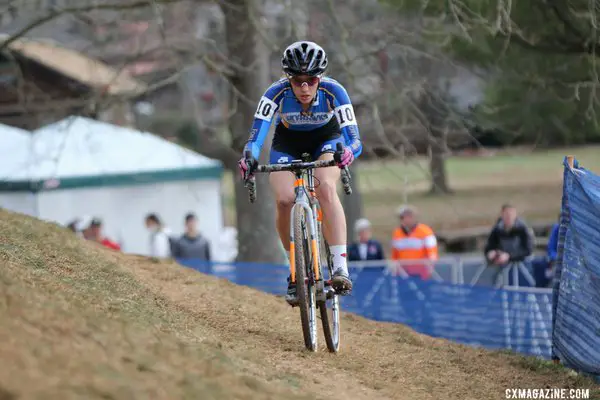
[318,241,341,352]
[293,206,317,351]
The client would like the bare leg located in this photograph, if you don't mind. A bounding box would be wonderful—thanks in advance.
[314,153,345,246]
[269,171,296,251]
[314,152,352,292]
[270,170,301,305]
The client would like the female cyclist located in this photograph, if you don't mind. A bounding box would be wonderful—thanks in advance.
[238,40,363,306]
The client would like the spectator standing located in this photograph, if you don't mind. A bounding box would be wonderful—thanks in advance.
[391,205,438,280]
[66,219,78,233]
[75,215,93,239]
[484,204,534,285]
[82,217,121,251]
[348,218,384,262]
[171,213,212,261]
[145,213,172,259]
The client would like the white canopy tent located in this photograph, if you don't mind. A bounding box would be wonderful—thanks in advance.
[0,116,226,258]
[0,123,36,214]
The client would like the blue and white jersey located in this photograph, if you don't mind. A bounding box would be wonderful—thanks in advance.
[243,77,363,160]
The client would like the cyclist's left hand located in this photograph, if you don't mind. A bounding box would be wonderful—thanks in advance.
[336,146,354,168]
[239,153,258,180]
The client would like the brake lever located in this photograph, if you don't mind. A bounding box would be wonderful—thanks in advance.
[342,165,351,179]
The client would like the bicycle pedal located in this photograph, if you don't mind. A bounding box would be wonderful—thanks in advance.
[285,296,299,307]
[335,288,351,296]
[331,278,352,291]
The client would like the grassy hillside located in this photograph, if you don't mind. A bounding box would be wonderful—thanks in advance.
[0,209,598,399]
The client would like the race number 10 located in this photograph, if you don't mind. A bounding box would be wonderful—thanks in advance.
[335,104,357,128]
[255,96,277,121]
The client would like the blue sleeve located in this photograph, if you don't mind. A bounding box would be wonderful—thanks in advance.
[322,79,363,158]
[547,224,559,260]
[242,80,287,160]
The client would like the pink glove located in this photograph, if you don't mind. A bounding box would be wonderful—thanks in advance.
[238,158,250,179]
[336,147,354,168]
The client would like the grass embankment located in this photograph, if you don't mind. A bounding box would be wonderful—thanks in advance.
[0,209,598,399]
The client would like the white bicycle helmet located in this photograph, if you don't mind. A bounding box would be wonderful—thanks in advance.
[281,41,328,76]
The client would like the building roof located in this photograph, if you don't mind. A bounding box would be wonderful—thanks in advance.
[0,116,222,191]
[0,34,147,96]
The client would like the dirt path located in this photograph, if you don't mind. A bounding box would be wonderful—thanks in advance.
[117,254,600,400]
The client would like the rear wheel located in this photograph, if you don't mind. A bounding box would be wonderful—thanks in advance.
[293,206,317,351]
[319,241,341,352]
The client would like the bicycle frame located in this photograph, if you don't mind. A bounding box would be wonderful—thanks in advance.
[289,164,323,289]
[243,144,351,352]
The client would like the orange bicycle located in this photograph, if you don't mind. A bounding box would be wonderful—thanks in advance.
[243,143,352,352]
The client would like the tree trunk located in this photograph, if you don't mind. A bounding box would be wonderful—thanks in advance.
[289,0,308,38]
[223,0,285,264]
[418,86,452,196]
[428,132,451,195]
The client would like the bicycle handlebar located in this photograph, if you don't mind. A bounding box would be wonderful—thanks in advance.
[243,142,352,203]
[253,158,337,173]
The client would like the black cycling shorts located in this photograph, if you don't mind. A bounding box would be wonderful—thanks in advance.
[269,117,343,164]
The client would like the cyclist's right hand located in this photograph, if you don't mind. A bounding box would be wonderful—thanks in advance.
[238,154,257,180]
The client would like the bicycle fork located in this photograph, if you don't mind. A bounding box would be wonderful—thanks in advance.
[312,202,331,303]
[289,180,320,279]
[289,176,332,303]
[290,203,319,277]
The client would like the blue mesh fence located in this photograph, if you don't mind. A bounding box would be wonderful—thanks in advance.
[177,259,553,358]
[174,156,600,375]
[552,157,600,377]
[344,267,552,357]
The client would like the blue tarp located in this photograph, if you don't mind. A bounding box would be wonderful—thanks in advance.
[178,259,553,358]
[174,156,600,374]
[343,268,552,357]
[553,157,600,375]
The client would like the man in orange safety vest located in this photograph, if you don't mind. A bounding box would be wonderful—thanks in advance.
[391,205,438,280]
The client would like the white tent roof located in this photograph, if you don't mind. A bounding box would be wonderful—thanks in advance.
[0,123,32,182]
[3,116,221,182]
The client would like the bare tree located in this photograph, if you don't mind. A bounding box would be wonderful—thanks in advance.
[414,84,452,194]
[0,0,288,263]
[0,0,483,259]
[222,0,285,263]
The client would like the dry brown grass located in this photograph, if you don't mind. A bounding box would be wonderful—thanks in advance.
[223,147,600,252]
[366,183,564,252]
[1,209,599,399]
[355,146,600,240]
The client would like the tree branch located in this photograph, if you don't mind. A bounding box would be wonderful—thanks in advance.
[0,0,188,52]
[547,0,585,41]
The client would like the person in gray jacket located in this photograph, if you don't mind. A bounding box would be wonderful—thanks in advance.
[171,213,211,260]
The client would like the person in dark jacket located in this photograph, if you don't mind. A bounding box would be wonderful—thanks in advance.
[171,213,211,260]
[485,204,533,265]
[484,204,533,286]
[347,218,385,262]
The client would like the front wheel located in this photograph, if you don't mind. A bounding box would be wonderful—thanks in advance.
[293,206,318,351]
[318,242,341,352]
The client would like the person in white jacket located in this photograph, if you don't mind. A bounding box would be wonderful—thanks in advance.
[144,213,172,259]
